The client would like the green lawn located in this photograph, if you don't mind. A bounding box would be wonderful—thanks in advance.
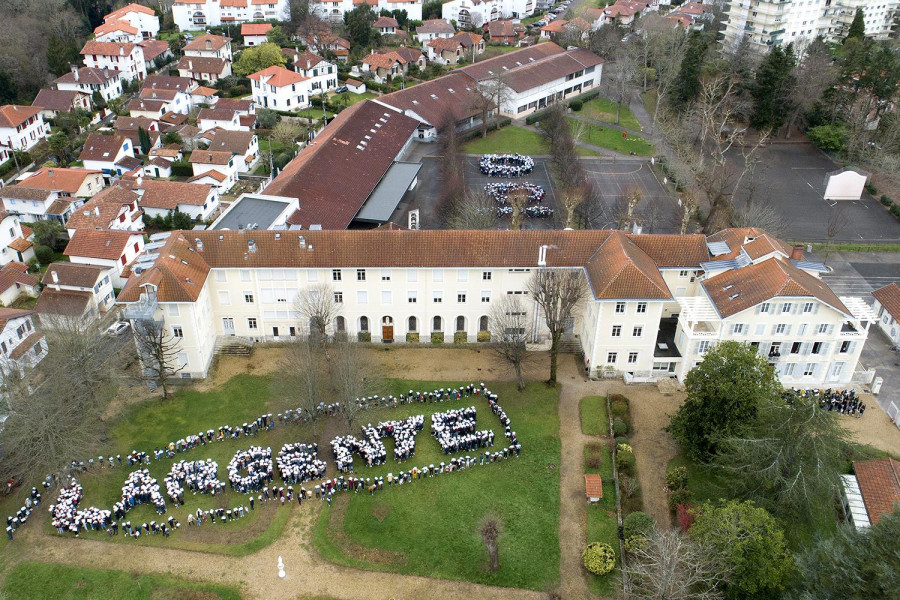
[462,125,599,156]
[3,562,242,600]
[294,107,335,120]
[568,118,654,156]
[313,379,561,591]
[584,443,619,596]
[580,98,642,132]
[332,91,377,107]
[579,396,608,437]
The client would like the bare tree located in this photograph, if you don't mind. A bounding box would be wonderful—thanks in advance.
[295,283,341,343]
[509,187,529,231]
[733,201,788,239]
[446,189,498,230]
[541,104,588,228]
[471,73,511,138]
[646,26,690,132]
[618,184,643,230]
[623,527,725,600]
[527,269,589,384]
[479,516,502,572]
[785,39,837,138]
[489,295,531,391]
[270,336,325,437]
[822,203,847,266]
[330,338,375,434]
[132,319,185,399]
[436,114,466,225]
[0,320,128,480]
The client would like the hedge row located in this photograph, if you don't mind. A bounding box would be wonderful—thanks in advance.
[524,88,602,125]
[0,152,31,179]
[458,117,513,143]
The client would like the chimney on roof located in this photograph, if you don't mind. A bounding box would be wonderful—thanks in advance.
[136,175,143,188]
[94,206,100,216]
[195,238,203,251]
[791,245,803,261]
[72,65,79,81]
[120,46,125,56]
[248,239,257,253]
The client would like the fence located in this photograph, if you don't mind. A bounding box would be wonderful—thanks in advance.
[888,401,900,431]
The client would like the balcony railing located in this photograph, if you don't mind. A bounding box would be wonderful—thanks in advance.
[124,295,159,321]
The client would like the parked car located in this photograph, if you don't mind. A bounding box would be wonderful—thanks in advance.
[106,321,130,336]
[335,85,348,94]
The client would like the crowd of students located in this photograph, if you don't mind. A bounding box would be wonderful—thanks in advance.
[479,154,535,177]
[115,469,167,517]
[483,182,545,205]
[791,388,868,418]
[164,459,223,504]
[5,487,40,540]
[431,407,495,454]
[496,205,555,218]
[275,443,327,484]
[50,481,112,536]
[227,447,274,494]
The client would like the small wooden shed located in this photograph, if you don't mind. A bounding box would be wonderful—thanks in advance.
[585,474,603,503]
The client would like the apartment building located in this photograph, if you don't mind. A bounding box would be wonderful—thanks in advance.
[80,41,147,82]
[172,0,288,30]
[117,228,869,387]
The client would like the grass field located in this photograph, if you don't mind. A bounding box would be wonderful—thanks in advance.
[584,442,618,595]
[2,562,242,600]
[568,119,655,156]
[462,125,599,156]
[579,396,608,437]
[332,91,377,107]
[313,379,561,591]
[580,98,642,132]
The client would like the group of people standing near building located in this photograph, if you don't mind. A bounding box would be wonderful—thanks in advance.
[479,153,535,177]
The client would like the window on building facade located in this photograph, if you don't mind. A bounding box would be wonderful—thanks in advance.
[628,352,638,364]
[244,293,254,303]
[607,352,617,364]
[172,326,183,338]
[760,302,771,313]
[356,269,366,281]
[357,291,367,304]
[382,291,392,304]
[633,326,643,337]
[360,316,369,331]
[775,323,787,335]
[615,302,626,313]
[611,325,621,337]
[698,340,710,354]
[333,292,342,303]
[248,318,257,329]
[332,269,341,281]
[457,293,466,303]
[432,316,442,331]
[433,291,442,303]
[812,341,823,354]
[840,340,851,353]
[381,269,391,281]
[483,271,491,280]
[433,269,443,282]
[803,302,814,313]
[804,363,815,376]
[782,303,792,313]
[481,291,491,303]
[636,302,647,313]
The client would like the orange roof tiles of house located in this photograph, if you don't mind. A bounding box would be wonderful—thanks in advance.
[0,308,33,330]
[33,89,88,112]
[34,289,92,318]
[65,185,138,230]
[133,179,211,209]
[703,258,850,319]
[198,108,238,122]
[8,237,33,253]
[43,262,107,288]
[94,20,139,36]
[570,17,592,30]
[541,19,569,32]
[64,229,138,260]
[0,263,38,294]
[873,283,900,321]
[487,20,517,38]
[853,458,900,525]
[429,37,464,51]
[706,227,793,261]
[189,150,233,165]
[241,23,273,35]
[374,16,399,28]
[184,34,231,51]
[177,56,228,75]
[417,19,455,35]
[248,66,308,87]
[18,168,101,194]
[586,231,672,300]
[81,41,136,56]
[143,75,194,92]
[584,474,603,499]
[139,39,171,62]
[78,134,129,162]
[375,71,483,126]
[55,67,119,86]
[193,86,219,96]
[0,105,42,128]
[105,2,155,20]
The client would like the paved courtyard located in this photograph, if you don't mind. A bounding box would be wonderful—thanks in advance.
[733,143,900,242]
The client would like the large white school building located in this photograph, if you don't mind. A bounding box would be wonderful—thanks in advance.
[118,227,871,388]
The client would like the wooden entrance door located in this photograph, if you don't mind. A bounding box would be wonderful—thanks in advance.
[382,316,394,343]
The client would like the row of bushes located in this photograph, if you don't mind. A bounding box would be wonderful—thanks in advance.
[0,151,31,179]
[524,89,602,125]
[878,194,900,221]
[356,332,493,343]
[458,117,513,144]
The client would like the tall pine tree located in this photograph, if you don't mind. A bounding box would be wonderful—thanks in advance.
[750,44,797,133]
[669,31,706,111]
[845,8,865,42]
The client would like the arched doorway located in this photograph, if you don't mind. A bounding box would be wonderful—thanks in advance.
[382,316,394,342]
[479,316,489,332]
[359,316,369,332]
[408,316,417,332]
[335,316,346,331]
[432,316,442,332]
[456,316,466,332]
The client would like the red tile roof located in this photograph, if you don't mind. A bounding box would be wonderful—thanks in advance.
[241,23,273,36]
[8,237,33,253]
[105,3,155,20]
[376,71,482,126]
[94,19,138,37]
[139,40,171,62]
[134,179,212,209]
[184,34,230,52]
[33,89,88,112]
[178,56,228,76]
[190,150,233,165]
[248,66,308,87]
[584,474,603,499]
[0,308,33,330]
[374,16,399,28]
[43,262,107,288]
[854,458,900,525]
[55,67,120,86]
[706,227,793,261]
[586,231,672,300]
[80,41,137,56]
[18,168,102,195]
[487,20,517,38]
[0,105,42,129]
[34,289,93,318]
[0,263,38,295]
[417,19,455,35]
[873,283,900,321]
[79,134,129,162]
[64,229,138,260]
[65,184,139,230]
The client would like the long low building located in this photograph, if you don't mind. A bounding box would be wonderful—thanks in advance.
[118,227,871,387]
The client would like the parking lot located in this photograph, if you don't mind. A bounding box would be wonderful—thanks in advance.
[400,155,680,232]
[733,143,900,242]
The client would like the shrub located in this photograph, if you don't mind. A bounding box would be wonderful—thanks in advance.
[891,204,900,219]
[807,124,847,152]
[617,442,633,454]
[880,194,893,207]
[170,160,193,177]
[586,453,601,469]
[614,437,629,447]
[406,332,419,343]
[34,245,53,264]
[865,181,877,195]
[665,466,689,492]
[357,331,371,342]
[569,99,583,111]
[582,542,616,575]
[623,511,655,539]
[616,447,635,475]
[453,331,467,344]
[612,417,628,436]
[477,331,490,342]
[610,395,630,417]
[668,488,692,512]
[431,332,444,344]
[676,503,695,532]
[624,535,647,553]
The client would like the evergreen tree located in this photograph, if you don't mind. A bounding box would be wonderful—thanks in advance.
[46,34,78,77]
[750,44,797,132]
[345,4,378,50]
[670,31,706,111]
[845,8,865,42]
[91,90,107,110]
[138,126,151,155]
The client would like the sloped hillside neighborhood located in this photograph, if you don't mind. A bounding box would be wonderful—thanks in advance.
[1,0,900,598]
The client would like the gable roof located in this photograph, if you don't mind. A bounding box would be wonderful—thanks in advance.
[94,19,139,37]
[853,458,900,525]
[213,98,253,112]
[134,179,212,209]
[143,75,194,92]
[265,101,418,230]
[373,16,399,28]
[33,89,87,112]
[55,67,120,86]
[184,34,230,52]
[375,71,482,126]
[585,231,672,300]
[81,41,137,57]
[248,65,308,87]
[205,130,255,155]
[190,149,233,165]
[0,105,42,129]
[417,19,455,35]
[138,39,171,62]
[43,262,107,288]
[34,289,93,318]
[241,22,273,35]
[541,19,569,33]
[0,185,56,202]
[118,232,211,303]
[105,2,155,20]
[284,49,325,69]
[703,258,850,318]
[0,263,38,294]
[458,41,563,81]
[177,56,228,75]
[873,283,900,321]
[64,228,138,260]
[0,308,33,330]
[18,168,101,195]
[79,134,128,162]
[706,227,793,261]
[65,184,139,230]
[487,20,517,37]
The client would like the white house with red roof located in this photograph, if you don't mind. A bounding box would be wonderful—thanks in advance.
[172,0,288,30]
[872,283,900,346]
[0,212,36,267]
[0,105,50,152]
[184,34,234,62]
[311,0,423,23]
[442,0,536,28]
[64,228,145,288]
[0,263,39,307]
[283,49,339,93]
[80,41,147,82]
[78,133,136,178]
[249,66,312,110]
[0,184,79,224]
[93,19,143,44]
[0,308,47,380]
[17,167,105,199]
[101,3,160,39]
[374,16,399,35]
[241,22,273,46]
[415,19,456,44]
[55,66,124,104]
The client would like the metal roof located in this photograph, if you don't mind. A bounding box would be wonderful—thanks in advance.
[706,240,730,256]
[211,194,293,231]
[700,253,751,272]
[841,474,871,530]
[354,162,421,224]
[791,259,828,273]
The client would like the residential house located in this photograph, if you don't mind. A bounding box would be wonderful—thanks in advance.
[64,228,145,288]
[78,133,136,179]
[345,79,367,93]
[486,19,521,43]
[540,19,568,38]
[0,186,78,224]
[374,16,399,35]
[842,458,900,530]
[183,34,234,61]
[360,48,425,84]
[143,75,197,95]
[311,0,422,23]
[64,184,143,236]
[132,179,220,221]
[0,212,35,266]
[0,308,47,379]
[426,32,484,64]
[249,66,312,111]
[191,86,220,107]
[189,150,238,192]
[144,157,173,179]
[213,98,255,116]
[242,22,273,46]
[37,263,116,327]
[101,3,160,39]
[442,0,537,27]
[80,41,147,82]
[203,130,258,172]
[17,167,105,198]
[0,263,39,307]
[93,19,142,43]
[32,89,92,120]
[598,0,655,28]
[171,0,288,29]
[872,283,900,347]
[283,50,339,93]
[306,33,351,62]
[0,105,50,152]
[664,2,713,31]
[381,0,423,20]
[113,116,162,151]
[415,19,455,44]
[197,108,245,131]
[177,56,231,83]
[138,40,174,67]
[55,67,124,104]
[137,82,193,115]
